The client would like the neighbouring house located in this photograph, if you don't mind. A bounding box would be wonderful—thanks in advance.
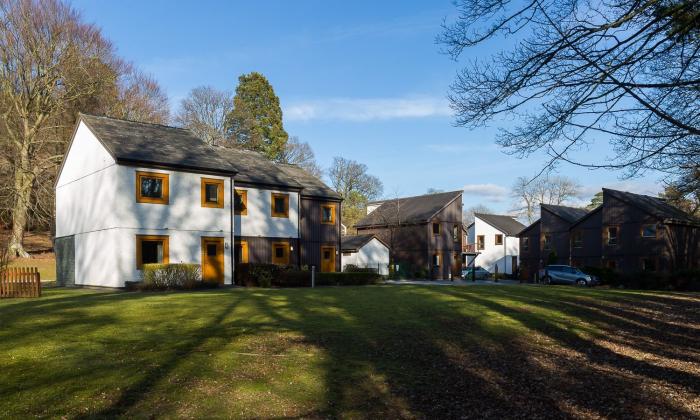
[55,114,341,288]
[518,188,700,280]
[464,213,525,276]
[340,234,390,275]
[354,191,463,280]
[572,188,700,272]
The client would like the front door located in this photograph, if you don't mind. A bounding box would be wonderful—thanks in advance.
[452,252,461,279]
[321,246,336,272]
[201,237,225,284]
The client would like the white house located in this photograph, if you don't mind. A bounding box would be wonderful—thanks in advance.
[465,213,525,275]
[341,234,390,275]
[55,114,342,288]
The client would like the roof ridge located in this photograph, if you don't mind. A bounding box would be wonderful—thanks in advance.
[80,112,189,133]
[368,190,463,204]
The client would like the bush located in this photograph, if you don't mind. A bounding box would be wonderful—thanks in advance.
[583,266,700,291]
[236,263,383,287]
[343,264,378,274]
[139,263,203,291]
[316,272,383,286]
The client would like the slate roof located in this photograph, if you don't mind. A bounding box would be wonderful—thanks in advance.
[541,204,589,224]
[79,113,238,174]
[341,234,385,252]
[355,190,462,228]
[474,213,526,236]
[278,164,341,199]
[604,188,698,224]
[518,219,541,237]
[214,147,303,190]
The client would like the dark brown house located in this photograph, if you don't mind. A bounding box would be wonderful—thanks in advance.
[354,191,463,279]
[576,188,699,272]
[519,188,699,280]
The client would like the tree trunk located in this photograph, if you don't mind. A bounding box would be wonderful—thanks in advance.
[8,149,34,258]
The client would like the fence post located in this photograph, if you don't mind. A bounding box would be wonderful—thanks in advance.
[311,265,315,288]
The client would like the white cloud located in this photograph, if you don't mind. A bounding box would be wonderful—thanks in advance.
[462,183,509,202]
[283,96,452,122]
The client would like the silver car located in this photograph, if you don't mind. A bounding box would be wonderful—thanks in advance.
[539,265,596,286]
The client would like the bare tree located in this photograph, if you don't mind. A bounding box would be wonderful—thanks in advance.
[110,67,170,124]
[328,157,383,200]
[175,86,233,146]
[439,0,700,182]
[463,204,493,225]
[511,176,581,223]
[660,168,700,217]
[277,136,322,178]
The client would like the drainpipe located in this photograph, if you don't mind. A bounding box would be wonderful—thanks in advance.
[230,176,235,285]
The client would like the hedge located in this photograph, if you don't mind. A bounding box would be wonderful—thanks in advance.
[235,263,384,287]
[583,266,700,291]
[136,263,213,291]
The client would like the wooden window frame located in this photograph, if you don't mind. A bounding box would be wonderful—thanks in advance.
[641,256,658,272]
[271,241,290,265]
[234,189,248,215]
[271,193,290,218]
[433,253,441,267]
[135,235,169,269]
[235,240,249,264]
[543,234,552,251]
[606,226,619,246]
[432,222,441,236]
[201,177,224,208]
[476,235,485,250]
[572,230,583,248]
[641,224,657,238]
[606,259,617,270]
[136,171,169,205]
[495,234,504,245]
[453,224,460,242]
[321,203,336,225]
[522,237,529,251]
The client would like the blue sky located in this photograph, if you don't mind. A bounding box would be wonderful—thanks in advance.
[72,0,664,214]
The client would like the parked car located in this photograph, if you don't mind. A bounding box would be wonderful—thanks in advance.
[462,266,491,280]
[538,265,597,286]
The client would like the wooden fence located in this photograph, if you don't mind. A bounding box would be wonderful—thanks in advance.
[0,267,41,298]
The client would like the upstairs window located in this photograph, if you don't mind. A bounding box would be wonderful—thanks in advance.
[136,235,169,269]
[453,225,460,242]
[641,224,657,238]
[201,178,224,208]
[495,234,503,245]
[572,231,583,248]
[432,222,441,236]
[136,171,169,205]
[476,235,485,250]
[321,204,336,224]
[607,226,618,245]
[234,189,248,215]
[522,237,529,251]
[271,193,289,218]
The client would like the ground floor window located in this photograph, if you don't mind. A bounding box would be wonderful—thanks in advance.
[136,235,169,269]
[272,242,290,265]
[234,240,249,264]
[433,253,441,267]
[642,257,657,272]
[606,259,617,270]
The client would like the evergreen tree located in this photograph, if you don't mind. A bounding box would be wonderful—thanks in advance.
[225,72,288,160]
[586,192,604,210]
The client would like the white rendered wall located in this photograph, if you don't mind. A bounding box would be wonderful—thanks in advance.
[342,238,390,275]
[234,187,299,238]
[472,217,520,274]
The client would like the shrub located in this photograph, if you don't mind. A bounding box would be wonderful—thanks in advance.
[139,263,203,291]
[316,272,383,286]
[236,263,383,287]
[343,264,378,274]
[585,267,700,291]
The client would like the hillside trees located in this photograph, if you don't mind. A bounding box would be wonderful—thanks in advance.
[0,0,168,256]
[328,157,383,232]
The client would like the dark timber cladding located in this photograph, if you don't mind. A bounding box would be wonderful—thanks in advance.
[235,236,300,265]
[355,191,463,280]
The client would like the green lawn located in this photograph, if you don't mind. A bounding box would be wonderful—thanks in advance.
[1,285,699,418]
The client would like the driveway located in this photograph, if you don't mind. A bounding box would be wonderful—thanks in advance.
[385,279,521,286]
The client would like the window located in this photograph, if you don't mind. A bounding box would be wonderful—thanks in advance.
[522,237,529,251]
[606,259,617,270]
[453,225,460,242]
[641,224,657,238]
[495,234,503,245]
[543,234,552,250]
[136,171,169,205]
[234,189,248,215]
[342,252,352,257]
[642,258,657,272]
[432,222,441,236]
[272,242,290,265]
[234,241,248,264]
[476,235,485,250]
[136,235,169,269]
[271,193,289,218]
[607,226,618,245]
[201,178,224,208]
[572,231,583,248]
[321,204,336,224]
[433,253,441,266]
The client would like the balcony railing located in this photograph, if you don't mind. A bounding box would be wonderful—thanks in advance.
[463,244,476,253]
